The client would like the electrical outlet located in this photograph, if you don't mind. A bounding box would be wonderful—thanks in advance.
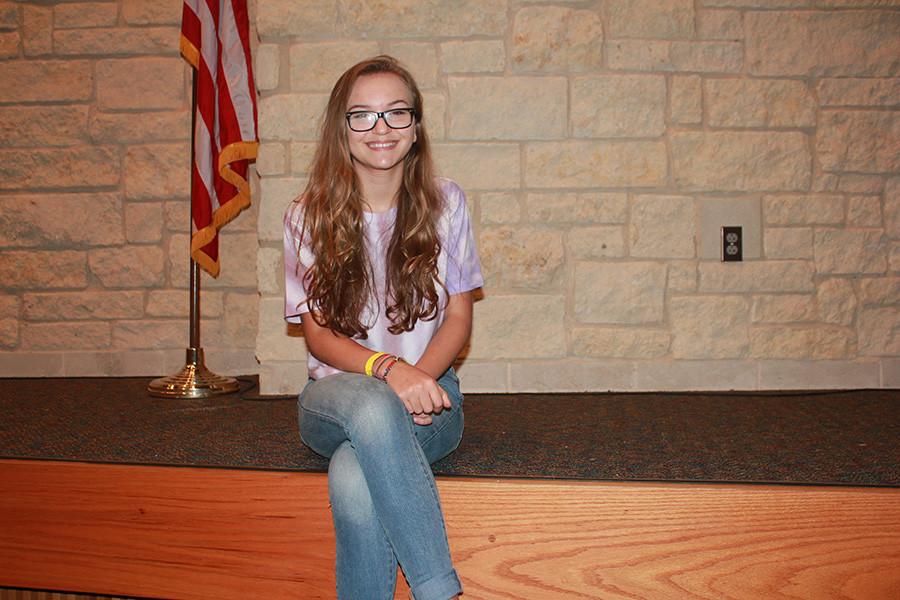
[722,226,742,262]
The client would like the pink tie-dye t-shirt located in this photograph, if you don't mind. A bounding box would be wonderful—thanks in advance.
[283,178,483,380]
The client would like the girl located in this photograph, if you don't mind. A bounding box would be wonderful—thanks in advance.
[283,56,483,600]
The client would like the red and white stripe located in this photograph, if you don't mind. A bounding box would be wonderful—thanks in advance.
[181,0,258,277]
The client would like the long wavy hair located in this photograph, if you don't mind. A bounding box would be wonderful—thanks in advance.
[291,55,445,338]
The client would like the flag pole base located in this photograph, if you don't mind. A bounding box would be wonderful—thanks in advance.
[148,347,239,398]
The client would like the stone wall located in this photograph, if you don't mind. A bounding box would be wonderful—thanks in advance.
[1,1,897,393]
[0,0,259,377]
[257,0,899,393]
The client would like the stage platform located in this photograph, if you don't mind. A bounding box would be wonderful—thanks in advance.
[1,378,898,599]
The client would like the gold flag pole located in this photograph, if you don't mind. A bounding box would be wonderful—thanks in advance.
[148,70,239,398]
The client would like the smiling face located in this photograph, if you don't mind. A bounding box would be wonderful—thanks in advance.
[345,72,417,184]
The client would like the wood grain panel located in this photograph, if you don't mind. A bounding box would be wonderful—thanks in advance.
[1,460,898,599]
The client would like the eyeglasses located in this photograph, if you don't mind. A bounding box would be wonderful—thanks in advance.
[345,108,416,132]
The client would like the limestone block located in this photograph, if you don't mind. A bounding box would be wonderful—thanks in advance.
[751,294,818,323]
[668,261,698,292]
[629,195,695,258]
[23,291,143,321]
[817,78,900,107]
[433,143,520,190]
[0,250,87,289]
[0,31,17,58]
[125,203,163,243]
[0,106,89,147]
[479,227,564,290]
[858,306,900,356]
[859,277,900,306]
[0,296,17,320]
[421,92,446,141]
[256,143,287,177]
[255,44,280,91]
[635,360,758,391]
[54,3,119,28]
[508,359,636,392]
[574,262,666,324]
[289,41,380,92]
[62,350,172,377]
[670,75,702,125]
[448,77,567,140]
[0,318,17,348]
[440,41,505,73]
[258,93,329,141]
[525,140,667,188]
[258,177,306,241]
[124,143,190,200]
[745,11,899,76]
[258,360,309,395]
[338,0,505,38]
[670,295,750,359]
[764,227,814,259]
[606,0,694,39]
[848,196,882,227]
[607,40,742,73]
[55,27,180,56]
[697,9,743,40]
[817,278,858,325]
[122,0,181,25]
[749,326,855,360]
[455,361,508,394]
[817,110,900,173]
[0,352,65,377]
[386,42,438,89]
[255,296,308,362]
[571,75,666,138]
[567,227,626,259]
[468,294,566,359]
[706,79,815,127]
[257,0,337,38]
[572,327,670,358]
[672,132,810,192]
[510,6,603,72]
[96,58,185,110]
[891,242,900,272]
[699,261,815,293]
[0,193,124,247]
[90,111,190,144]
[0,60,93,102]
[0,3,18,29]
[525,192,628,224]
[257,246,283,296]
[23,322,111,350]
[814,228,887,274]
[218,293,259,349]
[0,147,120,190]
[764,194,844,225]
[838,174,884,194]
[199,232,259,290]
[886,178,900,238]
[22,5,51,56]
[759,359,879,390]
[146,289,223,318]
[89,246,166,288]
[112,320,186,349]
[480,192,520,225]
[165,200,189,233]
[290,143,318,175]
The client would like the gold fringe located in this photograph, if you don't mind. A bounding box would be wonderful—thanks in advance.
[190,140,259,278]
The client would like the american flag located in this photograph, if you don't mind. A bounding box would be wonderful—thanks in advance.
[180,0,258,277]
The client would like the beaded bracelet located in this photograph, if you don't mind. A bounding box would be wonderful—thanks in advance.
[380,356,405,382]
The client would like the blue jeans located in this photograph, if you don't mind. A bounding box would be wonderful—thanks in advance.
[298,368,464,600]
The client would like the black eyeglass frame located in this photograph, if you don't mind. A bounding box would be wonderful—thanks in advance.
[345,108,417,132]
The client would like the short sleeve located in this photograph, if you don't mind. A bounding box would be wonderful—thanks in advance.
[283,201,312,324]
[440,179,484,295]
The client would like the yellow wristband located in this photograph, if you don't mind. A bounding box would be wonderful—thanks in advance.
[364,352,387,377]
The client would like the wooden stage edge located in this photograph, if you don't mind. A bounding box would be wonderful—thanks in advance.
[1,459,898,600]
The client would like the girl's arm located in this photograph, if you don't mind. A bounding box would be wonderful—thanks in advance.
[300,311,452,419]
[415,291,474,379]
